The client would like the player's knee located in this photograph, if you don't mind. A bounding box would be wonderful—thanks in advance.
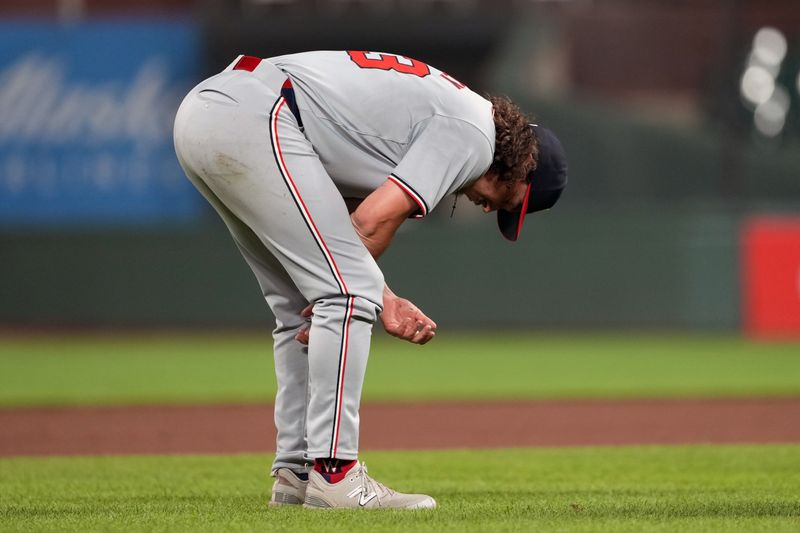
[313,294,380,324]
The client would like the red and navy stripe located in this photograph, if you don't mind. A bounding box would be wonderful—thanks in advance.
[269,96,348,294]
[330,294,355,457]
[269,95,353,458]
[388,173,428,218]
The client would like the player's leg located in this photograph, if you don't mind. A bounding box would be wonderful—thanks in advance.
[174,72,382,463]
[229,231,315,507]
[264,98,385,463]
[176,153,312,476]
[208,98,383,462]
[230,226,313,473]
[173,77,315,477]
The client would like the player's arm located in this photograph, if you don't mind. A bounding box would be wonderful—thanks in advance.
[295,181,435,345]
[351,180,437,345]
[350,180,417,258]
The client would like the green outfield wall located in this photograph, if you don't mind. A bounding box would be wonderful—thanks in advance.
[0,205,740,329]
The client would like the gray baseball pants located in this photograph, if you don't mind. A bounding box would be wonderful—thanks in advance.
[173,58,384,473]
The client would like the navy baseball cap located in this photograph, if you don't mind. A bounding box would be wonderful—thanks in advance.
[497,124,568,241]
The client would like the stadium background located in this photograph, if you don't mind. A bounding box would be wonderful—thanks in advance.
[1,2,800,531]
[2,0,799,333]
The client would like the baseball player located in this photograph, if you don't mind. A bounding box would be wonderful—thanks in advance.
[173,51,566,510]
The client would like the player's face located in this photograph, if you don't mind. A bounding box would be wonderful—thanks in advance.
[462,173,528,214]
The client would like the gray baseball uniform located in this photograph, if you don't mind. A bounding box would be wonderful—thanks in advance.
[173,51,494,473]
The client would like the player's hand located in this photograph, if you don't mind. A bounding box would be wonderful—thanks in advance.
[294,304,314,345]
[381,294,437,345]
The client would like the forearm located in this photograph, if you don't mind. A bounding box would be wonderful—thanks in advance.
[350,212,398,259]
[352,215,437,344]
[348,215,400,310]
[349,180,417,259]
[382,283,399,309]
[383,284,396,299]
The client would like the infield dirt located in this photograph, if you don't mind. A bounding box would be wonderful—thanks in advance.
[1,397,799,457]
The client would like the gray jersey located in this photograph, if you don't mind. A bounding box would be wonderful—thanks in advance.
[270,51,495,216]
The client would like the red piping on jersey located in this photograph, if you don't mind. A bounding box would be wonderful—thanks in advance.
[271,98,349,294]
[271,96,354,458]
[387,175,427,218]
[331,295,355,458]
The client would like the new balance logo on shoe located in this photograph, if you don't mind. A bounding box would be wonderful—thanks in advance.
[304,462,436,510]
[347,486,378,507]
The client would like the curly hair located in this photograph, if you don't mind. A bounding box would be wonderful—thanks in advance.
[488,95,538,183]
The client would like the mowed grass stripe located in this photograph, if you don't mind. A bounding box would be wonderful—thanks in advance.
[0,332,799,406]
[1,446,799,532]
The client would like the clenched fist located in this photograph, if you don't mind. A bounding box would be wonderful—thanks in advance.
[381,290,437,345]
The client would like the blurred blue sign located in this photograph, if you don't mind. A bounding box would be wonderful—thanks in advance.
[0,21,202,225]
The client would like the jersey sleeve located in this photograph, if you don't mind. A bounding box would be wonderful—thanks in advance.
[388,115,494,218]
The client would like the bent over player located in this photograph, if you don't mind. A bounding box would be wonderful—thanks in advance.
[173,51,567,510]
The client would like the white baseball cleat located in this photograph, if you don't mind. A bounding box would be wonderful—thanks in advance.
[303,462,437,510]
[269,468,309,506]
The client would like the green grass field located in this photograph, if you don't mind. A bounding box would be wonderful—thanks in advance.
[2,447,799,532]
[2,332,799,531]
[0,332,799,406]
